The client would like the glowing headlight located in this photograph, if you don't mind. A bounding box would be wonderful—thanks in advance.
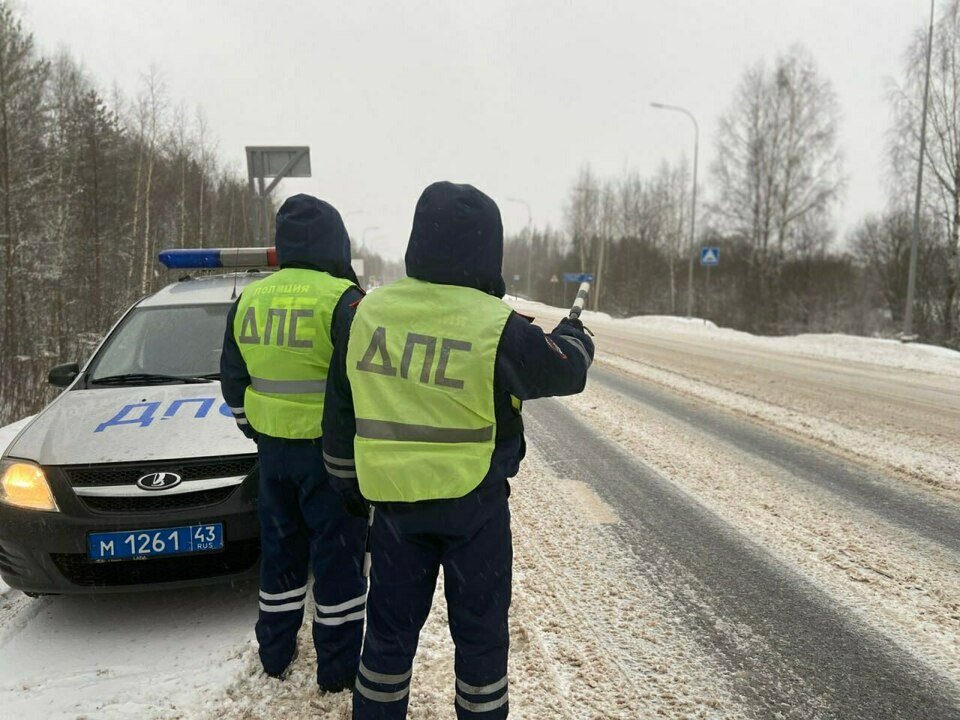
[0,460,59,512]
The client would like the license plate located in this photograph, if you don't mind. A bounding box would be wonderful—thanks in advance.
[88,523,224,561]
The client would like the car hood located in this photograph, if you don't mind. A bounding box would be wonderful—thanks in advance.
[4,383,257,465]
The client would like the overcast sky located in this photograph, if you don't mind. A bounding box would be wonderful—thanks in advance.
[24,0,931,260]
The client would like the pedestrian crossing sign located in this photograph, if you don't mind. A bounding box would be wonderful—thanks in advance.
[700,247,720,266]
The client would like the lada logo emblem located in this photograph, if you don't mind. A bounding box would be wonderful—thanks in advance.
[136,471,182,491]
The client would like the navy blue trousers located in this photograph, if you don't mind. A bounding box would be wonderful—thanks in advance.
[256,437,368,686]
[354,480,512,719]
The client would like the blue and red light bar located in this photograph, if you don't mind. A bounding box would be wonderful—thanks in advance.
[158,247,279,270]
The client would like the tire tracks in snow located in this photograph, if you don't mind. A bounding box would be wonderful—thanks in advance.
[207,444,740,720]
[510,446,737,719]
[596,350,960,497]
[526,399,960,720]
[590,365,960,554]
[563,376,960,683]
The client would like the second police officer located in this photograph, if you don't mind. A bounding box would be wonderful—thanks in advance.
[322,181,595,719]
[220,194,368,691]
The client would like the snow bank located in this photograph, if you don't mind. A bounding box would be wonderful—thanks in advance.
[508,297,960,378]
[0,583,258,719]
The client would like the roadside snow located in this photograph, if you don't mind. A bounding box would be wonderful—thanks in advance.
[509,297,960,378]
[0,582,258,719]
[0,434,741,719]
[206,445,739,720]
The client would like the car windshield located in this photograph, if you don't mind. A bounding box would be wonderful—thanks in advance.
[87,304,230,383]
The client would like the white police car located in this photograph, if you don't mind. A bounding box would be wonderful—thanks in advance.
[0,248,277,594]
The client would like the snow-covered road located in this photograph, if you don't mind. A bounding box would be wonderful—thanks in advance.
[1,307,958,718]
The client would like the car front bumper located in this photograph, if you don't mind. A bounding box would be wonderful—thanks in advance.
[0,466,260,595]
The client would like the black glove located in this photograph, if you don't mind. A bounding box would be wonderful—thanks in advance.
[237,421,259,443]
[340,486,369,518]
[559,316,583,332]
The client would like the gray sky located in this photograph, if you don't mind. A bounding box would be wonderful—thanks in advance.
[24,0,928,259]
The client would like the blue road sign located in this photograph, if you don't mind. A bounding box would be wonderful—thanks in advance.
[563,272,595,283]
[700,247,720,266]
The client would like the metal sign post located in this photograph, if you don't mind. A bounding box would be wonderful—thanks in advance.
[245,146,312,245]
[699,247,719,322]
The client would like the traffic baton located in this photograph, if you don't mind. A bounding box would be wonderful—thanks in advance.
[568,281,591,320]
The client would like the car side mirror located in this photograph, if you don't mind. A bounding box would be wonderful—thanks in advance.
[48,362,80,388]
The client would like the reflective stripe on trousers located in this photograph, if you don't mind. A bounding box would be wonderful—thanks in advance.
[455,674,509,714]
[355,660,412,703]
[315,592,366,626]
[258,583,308,613]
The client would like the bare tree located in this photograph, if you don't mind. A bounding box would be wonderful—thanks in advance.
[0,3,255,424]
[565,165,600,275]
[0,4,47,371]
[711,45,844,327]
[891,0,960,344]
[195,107,215,247]
[133,65,166,294]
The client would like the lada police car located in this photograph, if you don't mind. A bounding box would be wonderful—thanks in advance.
[0,248,281,594]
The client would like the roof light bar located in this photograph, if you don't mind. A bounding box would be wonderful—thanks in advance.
[159,248,278,269]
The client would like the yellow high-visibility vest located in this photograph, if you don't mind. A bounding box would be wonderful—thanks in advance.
[346,277,513,501]
[235,268,353,439]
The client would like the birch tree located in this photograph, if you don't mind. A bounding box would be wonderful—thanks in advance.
[711,45,844,327]
[891,0,960,344]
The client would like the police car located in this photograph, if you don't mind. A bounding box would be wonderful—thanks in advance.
[0,248,278,595]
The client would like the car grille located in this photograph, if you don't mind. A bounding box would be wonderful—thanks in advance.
[50,538,260,587]
[80,487,238,513]
[58,455,258,514]
[64,457,257,487]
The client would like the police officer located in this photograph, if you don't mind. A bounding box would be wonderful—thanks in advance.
[220,194,368,690]
[322,181,594,719]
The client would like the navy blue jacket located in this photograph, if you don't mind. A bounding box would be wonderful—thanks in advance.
[220,194,363,438]
[321,182,594,508]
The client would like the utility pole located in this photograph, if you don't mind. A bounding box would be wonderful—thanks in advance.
[651,103,699,319]
[507,198,533,298]
[904,0,935,340]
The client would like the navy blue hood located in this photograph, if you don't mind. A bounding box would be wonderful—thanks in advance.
[405,181,506,298]
[275,194,359,284]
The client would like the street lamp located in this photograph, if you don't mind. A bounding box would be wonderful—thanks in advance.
[651,102,699,319]
[904,0,935,340]
[506,197,533,298]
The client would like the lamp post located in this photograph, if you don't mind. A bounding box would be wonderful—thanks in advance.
[904,0,936,340]
[506,197,533,298]
[651,102,699,319]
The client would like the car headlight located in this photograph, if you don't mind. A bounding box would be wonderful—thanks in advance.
[0,459,59,512]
